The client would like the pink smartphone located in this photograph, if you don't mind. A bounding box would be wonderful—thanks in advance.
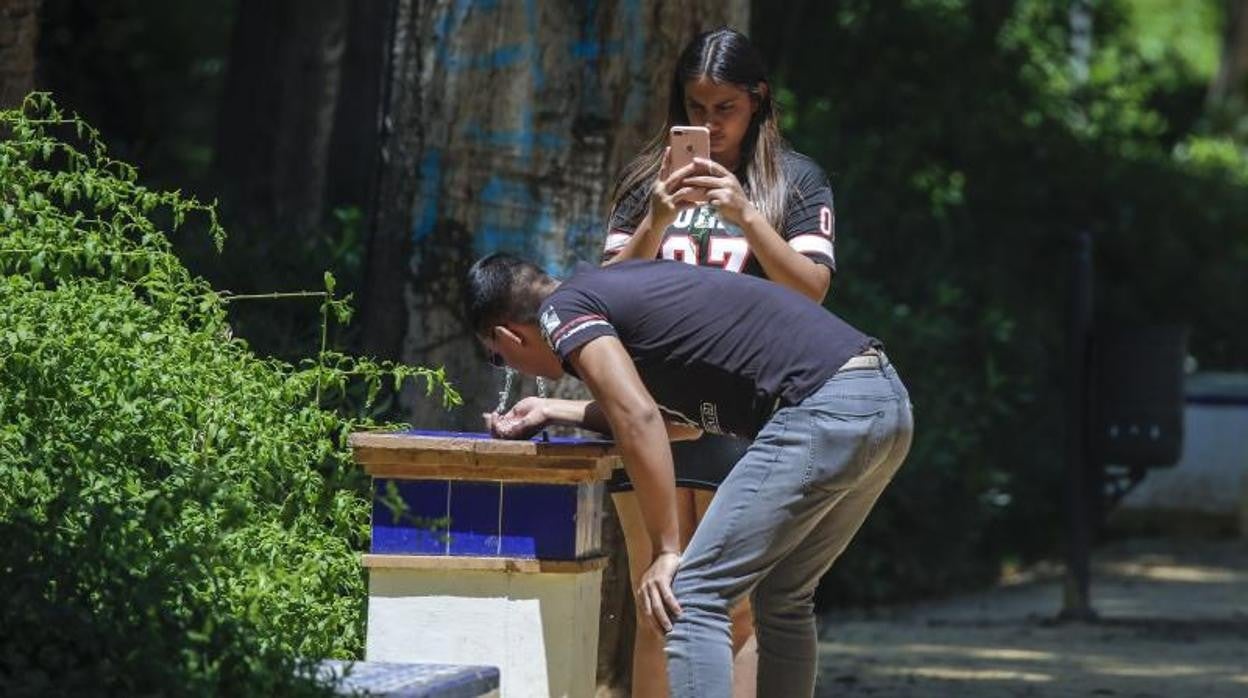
[669,125,710,203]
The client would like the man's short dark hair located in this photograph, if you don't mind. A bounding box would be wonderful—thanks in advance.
[464,253,554,336]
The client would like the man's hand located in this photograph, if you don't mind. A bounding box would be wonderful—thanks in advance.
[483,397,549,439]
[637,551,683,633]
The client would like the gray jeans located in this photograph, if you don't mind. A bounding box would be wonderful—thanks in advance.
[665,362,914,697]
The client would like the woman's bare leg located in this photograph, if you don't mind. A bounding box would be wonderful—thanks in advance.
[694,489,758,698]
[613,488,698,698]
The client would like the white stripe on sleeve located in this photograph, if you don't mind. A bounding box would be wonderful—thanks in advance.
[604,233,631,253]
[788,233,834,262]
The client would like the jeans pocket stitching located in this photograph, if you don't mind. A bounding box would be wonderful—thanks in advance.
[806,408,887,493]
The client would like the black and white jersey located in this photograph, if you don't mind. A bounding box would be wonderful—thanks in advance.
[539,261,873,440]
[603,149,837,276]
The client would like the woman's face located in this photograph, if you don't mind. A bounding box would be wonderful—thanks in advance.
[683,77,760,162]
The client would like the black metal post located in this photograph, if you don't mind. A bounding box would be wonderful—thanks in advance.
[1060,230,1097,621]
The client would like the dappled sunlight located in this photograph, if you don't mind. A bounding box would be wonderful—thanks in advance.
[820,608,1248,696]
[1101,561,1246,584]
[895,644,1056,662]
[1087,661,1243,679]
[820,640,1055,662]
[819,538,1248,697]
[872,665,1054,683]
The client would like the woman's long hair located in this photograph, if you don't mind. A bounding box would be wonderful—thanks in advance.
[610,27,789,230]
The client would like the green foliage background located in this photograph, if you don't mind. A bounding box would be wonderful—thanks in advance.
[0,95,458,694]
[12,0,1248,656]
[754,0,1248,603]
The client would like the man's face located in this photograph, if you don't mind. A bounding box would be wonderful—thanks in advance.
[480,324,564,379]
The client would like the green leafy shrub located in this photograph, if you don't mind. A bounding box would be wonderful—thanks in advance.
[0,94,460,695]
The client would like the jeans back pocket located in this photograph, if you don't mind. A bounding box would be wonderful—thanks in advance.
[802,403,891,493]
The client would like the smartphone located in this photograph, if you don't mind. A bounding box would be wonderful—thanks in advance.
[669,125,710,203]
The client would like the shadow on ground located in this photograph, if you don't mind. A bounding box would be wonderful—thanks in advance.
[816,538,1248,697]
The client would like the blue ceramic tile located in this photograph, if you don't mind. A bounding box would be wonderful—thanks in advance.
[447,482,502,556]
[371,479,450,554]
[499,483,579,559]
[402,428,613,445]
[312,660,500,697]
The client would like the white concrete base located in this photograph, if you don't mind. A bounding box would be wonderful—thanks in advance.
[366,566,602,698]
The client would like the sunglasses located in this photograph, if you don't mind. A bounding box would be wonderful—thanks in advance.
[482,327,506,368]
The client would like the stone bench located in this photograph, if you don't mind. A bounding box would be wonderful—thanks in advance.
[315,660,499,697]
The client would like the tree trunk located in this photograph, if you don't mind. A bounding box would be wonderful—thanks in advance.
[326,0,389,213]
[1210,0,1248,106]
[368,0,748,421]
[363,1,748,693]
[0,0,42,108]
[215,0,349,237]
[359,0,421,361]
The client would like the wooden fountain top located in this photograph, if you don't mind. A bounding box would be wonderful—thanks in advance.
[349,430,620,483]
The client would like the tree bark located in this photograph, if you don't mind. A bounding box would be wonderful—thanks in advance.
[326,0,389,213]
[0,0,42,109]
[369,0,748,423]
[1210,0,1248,106]
[364,2,748,693]
[359,0,421,362]
[215,0,349,236]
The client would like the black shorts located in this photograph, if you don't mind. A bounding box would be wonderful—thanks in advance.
[607,432,752,493]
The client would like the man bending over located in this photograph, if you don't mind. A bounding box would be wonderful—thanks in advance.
[465,253,913,698]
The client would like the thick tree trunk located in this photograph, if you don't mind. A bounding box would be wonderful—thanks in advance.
[0,0,42,108]
[326,0,389,212]
[364,2,748,693]
[359,0,421,361]
[215,0,348,236]
[1211,0,1248,106]
[369,0,748,422]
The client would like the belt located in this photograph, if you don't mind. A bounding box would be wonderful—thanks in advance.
[763,349,890,420]
[838,348,888,372]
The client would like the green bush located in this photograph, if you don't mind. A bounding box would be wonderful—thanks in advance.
[0,95,459,694]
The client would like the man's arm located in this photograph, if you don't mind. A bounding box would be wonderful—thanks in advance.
[568,335,683,631]
[488,397,703,441]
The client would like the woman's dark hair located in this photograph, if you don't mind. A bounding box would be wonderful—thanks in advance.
[464,253,554,335]
[610,27,788,229]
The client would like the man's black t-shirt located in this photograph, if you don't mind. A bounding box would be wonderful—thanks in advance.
[538,260,874,439]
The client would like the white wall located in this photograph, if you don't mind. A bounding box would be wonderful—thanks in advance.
[1119,373,1248,525]
[366,567,602,698]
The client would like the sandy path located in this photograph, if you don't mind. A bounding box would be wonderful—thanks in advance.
[815,538,1248,697]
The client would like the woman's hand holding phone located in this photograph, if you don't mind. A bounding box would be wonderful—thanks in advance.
[684,158,754,228]
[648,148,698,228]
[649,146,706,229]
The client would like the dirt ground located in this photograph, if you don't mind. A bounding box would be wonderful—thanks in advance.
[814,537,1248,697]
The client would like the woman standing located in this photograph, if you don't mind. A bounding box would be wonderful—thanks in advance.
[603,27,837,697]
